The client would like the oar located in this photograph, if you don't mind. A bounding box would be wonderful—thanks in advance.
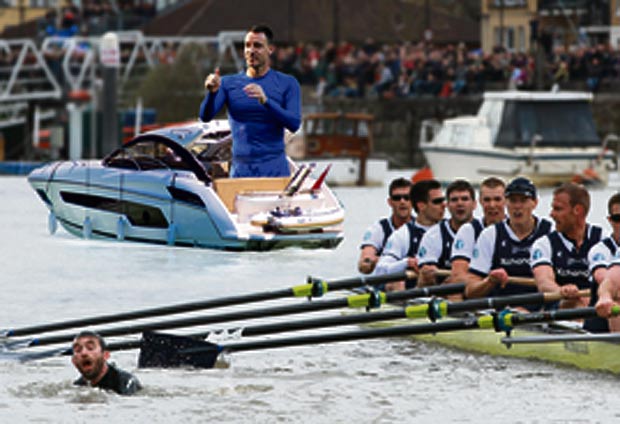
[18,288,579,362]
[102,288,584,352]
[5,283,466,349]
[430,269,537,286]
[0,271,415,339]
[171,305,620,369]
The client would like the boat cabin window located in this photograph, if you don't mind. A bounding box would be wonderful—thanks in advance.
[496,101,600,148]
[106,140,193,171]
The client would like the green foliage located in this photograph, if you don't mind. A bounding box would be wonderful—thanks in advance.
[129,44,212,123]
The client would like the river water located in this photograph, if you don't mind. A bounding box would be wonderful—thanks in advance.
[1,174,620,423]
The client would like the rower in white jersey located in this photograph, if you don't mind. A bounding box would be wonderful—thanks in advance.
[416,179,477,287]
[374,179,444,291]
[358,178,413,274]
[449,177,506,284]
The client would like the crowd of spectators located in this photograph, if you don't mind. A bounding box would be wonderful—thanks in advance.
[270,38,620,99]
[39,0,157,38]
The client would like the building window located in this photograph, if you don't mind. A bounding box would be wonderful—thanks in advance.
[492,0,527,7]
[518,26,526,51]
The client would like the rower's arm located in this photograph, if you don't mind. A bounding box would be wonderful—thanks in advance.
[532,264,559,293]
[465,272,494,298]
[449,258,469,284]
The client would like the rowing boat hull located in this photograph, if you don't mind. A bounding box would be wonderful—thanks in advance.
[372,317,620,374]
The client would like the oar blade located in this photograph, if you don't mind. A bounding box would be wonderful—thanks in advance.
[138,331,221,369]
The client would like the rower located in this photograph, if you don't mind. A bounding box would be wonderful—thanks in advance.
[416,179,477,287]
[531,183,604,328]
[465,177,552,310]
[449,177,506,284]
[358,178,413,274]
[590,193,620,332]
[373,179,444,290]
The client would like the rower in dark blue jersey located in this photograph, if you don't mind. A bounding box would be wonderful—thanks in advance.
[466,177,552,311]
[199,24,301,178]
[532,183,605,331]
[589,192,620,332]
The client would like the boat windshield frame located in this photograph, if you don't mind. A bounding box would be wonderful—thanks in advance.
[102,134,211,182]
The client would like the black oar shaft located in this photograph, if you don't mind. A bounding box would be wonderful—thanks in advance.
[21,282,464,348]
[213,318,482,354]
[3,271,411,338]
[185,307,610,357]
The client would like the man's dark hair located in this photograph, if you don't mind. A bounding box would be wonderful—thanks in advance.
[249,24,274,43]
[446,179,475,201]
[554,182,590,215]
[74,330,107,351]
[410,179,441,213]
[388,177,412,196]
[480,176,505,190]
[608,192,620,215]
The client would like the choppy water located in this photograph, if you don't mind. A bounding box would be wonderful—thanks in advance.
[2,175,620,423]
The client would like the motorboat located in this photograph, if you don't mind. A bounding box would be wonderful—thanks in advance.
[419,90,616,186]
[27,121,344,251]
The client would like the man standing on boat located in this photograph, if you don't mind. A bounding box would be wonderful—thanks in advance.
[465,177,552,308]
[449,177,506,284]
[373,179,445,289]
[531,183,603,322]
[72,331,142,395]
[416,179,477,287]
[589,193,620,332]
[199,24,301,178]
[358,178,413,274]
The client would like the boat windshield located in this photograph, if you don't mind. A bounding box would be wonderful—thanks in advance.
[105,139,195,172]
[495,101,600,148]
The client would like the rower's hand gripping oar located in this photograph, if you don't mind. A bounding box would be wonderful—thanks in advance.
[0,271,416,341]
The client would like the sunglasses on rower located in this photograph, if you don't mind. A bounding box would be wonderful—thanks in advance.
[430,196,446,205]
[609,214,620,223]
[390,194,410,202]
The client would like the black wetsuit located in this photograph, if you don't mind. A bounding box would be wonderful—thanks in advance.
[74,363,142,395]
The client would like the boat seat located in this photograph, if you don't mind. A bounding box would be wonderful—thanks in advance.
[213,177,290,212]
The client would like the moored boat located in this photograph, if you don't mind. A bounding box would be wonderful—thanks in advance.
[27,121,345,251]
[420,90,616,187]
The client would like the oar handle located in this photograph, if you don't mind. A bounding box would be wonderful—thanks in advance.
[543,289,590,302]
[412,269,535,287]
[506,276,536,286]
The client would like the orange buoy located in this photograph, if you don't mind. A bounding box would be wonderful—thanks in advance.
[411,167,434,183]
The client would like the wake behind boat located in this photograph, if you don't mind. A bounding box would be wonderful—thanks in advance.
[27,121,344,250]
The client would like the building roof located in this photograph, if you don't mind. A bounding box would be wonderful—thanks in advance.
[142,0,479,44]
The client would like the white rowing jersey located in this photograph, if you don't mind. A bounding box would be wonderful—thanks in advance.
[359,216,396,256]
[417,219,456,269]
[374,220,431,275]
[587,236,619,274]
[450,217,485,263]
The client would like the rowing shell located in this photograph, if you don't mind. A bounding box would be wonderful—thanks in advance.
[250,207,345,232]
[366,311,620,374]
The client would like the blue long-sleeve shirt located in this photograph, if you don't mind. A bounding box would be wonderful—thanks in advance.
[199,69,301,177]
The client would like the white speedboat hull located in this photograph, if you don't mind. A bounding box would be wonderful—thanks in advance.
[28,122,344,251]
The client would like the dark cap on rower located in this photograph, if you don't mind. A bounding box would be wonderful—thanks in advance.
[505,177,537,199]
